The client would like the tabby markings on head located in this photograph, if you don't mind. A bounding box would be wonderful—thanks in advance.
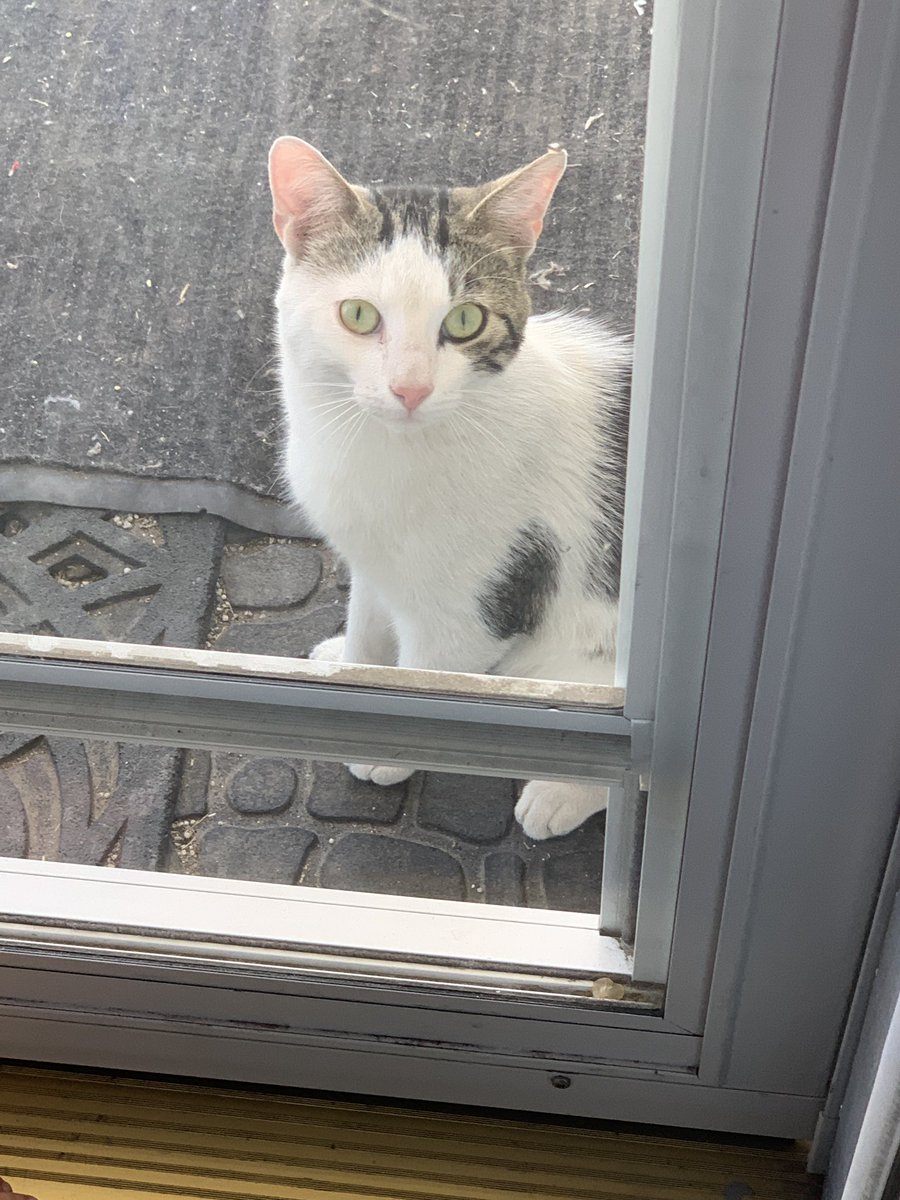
[337,184,533,375]
[369,186,451,249]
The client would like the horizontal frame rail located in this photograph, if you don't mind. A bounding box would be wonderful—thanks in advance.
[0,861,632,980]
[0,641,632,783]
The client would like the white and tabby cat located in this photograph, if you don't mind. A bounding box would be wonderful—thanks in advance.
[269,137,631,839]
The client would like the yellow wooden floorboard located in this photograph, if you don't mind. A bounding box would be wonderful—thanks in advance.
[0,1108,816,1190]
[0,1065,821,1199]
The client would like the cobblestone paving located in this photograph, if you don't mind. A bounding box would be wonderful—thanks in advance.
[0,504,604,912]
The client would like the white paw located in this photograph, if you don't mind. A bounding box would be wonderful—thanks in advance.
[515,780,608,840]
[348,762,415,786]
[310,635,345,662]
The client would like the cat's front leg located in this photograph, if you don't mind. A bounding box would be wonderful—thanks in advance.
[311,572,397,666]
[310,574,412,783]
[349,618,503,787]
[317,574,417,785]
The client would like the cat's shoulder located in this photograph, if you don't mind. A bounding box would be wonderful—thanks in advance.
[523,310,632,384]
[528,308,629,352]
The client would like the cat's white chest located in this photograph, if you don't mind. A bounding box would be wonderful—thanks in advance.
[285,414,506,602]
[289,423,449,545]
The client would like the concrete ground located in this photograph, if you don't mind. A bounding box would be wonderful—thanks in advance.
[0,0,651,910]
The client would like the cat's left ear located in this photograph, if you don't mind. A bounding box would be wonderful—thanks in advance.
[465,147,567,256]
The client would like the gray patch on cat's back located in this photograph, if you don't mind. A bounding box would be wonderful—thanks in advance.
[478,521,561,640]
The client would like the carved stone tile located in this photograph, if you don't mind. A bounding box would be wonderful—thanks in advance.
[0,503,221,871]
[0,736,180,869]
[0,503,222,645]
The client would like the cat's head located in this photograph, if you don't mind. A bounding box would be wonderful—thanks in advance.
[269,137,566,427]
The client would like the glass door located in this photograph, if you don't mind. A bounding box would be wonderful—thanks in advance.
[3,0,893,1142]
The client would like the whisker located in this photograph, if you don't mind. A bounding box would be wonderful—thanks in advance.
[315,404,359,435]
[455,403,506,454]
[313,406,359,426]
[312,398,359,413]
[334,409,367,469]
[313,401,356,410]
[323,416,360,453]
[244,354,282,388]
[341,412,368,463]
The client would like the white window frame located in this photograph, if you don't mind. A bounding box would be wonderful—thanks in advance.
[3,0,899,1141]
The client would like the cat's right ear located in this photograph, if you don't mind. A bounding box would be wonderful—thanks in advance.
[268,137,362,255]
[465,147,568,256]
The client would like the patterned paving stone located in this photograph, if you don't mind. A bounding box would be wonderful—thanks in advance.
[213,604,344,657]
[0,733,36,759]
[167,746,604,912]
[0,735,180,869]
[227,758,298,815]
[418,773,517,843]
[319,833,467,902]
[0,503,221,872]
[539,814,607,912]
[196,824,316,884]
[221,542,322,609]
[307,761,407,824]
[175,750,213,819]
[0,503,222,645]
[484,852,527,907]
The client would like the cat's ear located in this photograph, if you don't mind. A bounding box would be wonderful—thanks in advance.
[268,136,363,255]
[465,147,567,256]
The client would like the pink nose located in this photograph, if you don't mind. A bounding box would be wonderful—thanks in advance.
[391,383,433,412]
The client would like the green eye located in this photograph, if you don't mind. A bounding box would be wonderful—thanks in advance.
[339,298,381,334]
[441,302,487,343]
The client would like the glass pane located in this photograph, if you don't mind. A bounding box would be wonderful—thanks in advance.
[2,733,646,996]
[0,734,609,915]
[1,0,649,683]
[0,0,652,983]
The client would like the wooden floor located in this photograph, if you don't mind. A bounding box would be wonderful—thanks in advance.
[0,1065,821,1199]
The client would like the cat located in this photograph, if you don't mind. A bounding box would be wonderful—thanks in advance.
[269,136,631,840]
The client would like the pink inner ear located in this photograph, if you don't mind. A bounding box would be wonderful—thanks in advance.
[501,165,564,237]
[515,168,565,238]
[268,137,355,247]
[472,151,567,251]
